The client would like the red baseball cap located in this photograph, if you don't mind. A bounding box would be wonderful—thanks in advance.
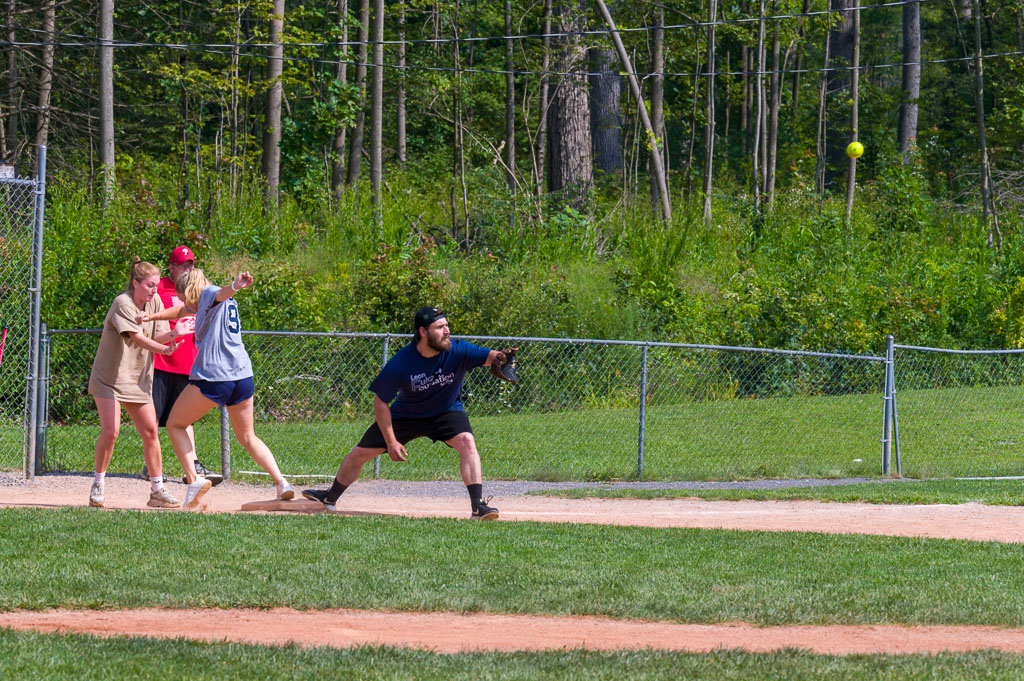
[169,246,195,264]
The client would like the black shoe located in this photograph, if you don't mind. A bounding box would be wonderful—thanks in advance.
[186,460,224,487]
[302,488,337,512]
[472,501,499,521]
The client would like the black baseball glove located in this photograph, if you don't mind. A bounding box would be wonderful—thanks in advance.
[489,347,519,383]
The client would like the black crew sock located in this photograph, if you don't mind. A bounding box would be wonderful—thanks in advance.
[467,483,483,511]
[326,478,348,504]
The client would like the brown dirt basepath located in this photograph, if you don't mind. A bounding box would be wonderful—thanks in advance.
[2,474,1024,543]
[4,608,1024,655]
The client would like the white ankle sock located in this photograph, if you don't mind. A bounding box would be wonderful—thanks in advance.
[150,476,164,492]
[93,472,106,484]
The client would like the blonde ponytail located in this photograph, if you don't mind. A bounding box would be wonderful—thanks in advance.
[174,268,211,309]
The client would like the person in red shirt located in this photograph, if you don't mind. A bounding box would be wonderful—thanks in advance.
[143,246,224,485]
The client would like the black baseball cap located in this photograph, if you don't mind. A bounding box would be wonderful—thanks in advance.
[414,306,446,332]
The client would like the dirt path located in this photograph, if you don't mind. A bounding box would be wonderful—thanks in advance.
[4,608,1024,655]
[5,474,1024,655]
[2,474,1024,543]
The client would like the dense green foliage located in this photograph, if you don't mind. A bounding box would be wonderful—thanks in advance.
[38,167,1024,353]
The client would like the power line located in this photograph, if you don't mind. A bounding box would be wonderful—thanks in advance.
[3,35,1019,81]
[2,0,928,51]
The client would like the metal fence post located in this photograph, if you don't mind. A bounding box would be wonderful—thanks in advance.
[891,378,902,477]
[637,343,648,481]
[373,333,390,479]
[35,324,49,474]
[220,405,231,480]
[24,145,46,480]
[881,334,894,476]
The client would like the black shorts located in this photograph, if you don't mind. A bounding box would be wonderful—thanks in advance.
[356,410,474,449]
[153,369,191,427]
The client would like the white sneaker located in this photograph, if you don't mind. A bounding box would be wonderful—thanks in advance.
[183,476,212,510]
[147,487,182,509]
[89,480,105,508]
[276,480,295,501]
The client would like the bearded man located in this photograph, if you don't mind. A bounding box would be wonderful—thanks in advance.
[303,307,513,520]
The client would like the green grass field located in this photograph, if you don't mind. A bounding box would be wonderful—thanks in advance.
[3,501,1024,679]
[2,507,1024,675]
[3,629,1024,681]
[15,382,1024,482]
[532,479,1024,506]
[3,508,1024,625]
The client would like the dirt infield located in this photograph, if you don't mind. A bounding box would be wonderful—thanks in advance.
[2,473,1024,543]
[5,473,1024,655]
[4,608,1024,655]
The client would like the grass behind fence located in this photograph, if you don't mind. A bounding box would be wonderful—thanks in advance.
[36,392,882,482]
[16,377,1024,482]
[531,479,1024,506]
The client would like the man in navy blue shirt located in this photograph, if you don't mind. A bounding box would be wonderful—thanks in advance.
[303,307,512,519]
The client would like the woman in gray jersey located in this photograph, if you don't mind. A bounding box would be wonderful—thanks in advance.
[141,268,294,510]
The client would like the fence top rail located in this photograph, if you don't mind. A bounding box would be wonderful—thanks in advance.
[895,344,1024,356]
[0,177,37,188]
[48,328,884,362]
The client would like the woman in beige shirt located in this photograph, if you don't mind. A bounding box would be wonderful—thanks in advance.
[87,259,192,509]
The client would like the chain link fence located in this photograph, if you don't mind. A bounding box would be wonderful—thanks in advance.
[39,330,889,482]
[0,161,43,471]
[891,345,1024,478]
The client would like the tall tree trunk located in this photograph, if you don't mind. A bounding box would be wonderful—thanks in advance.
[970,0,1000,248]
[589,48,622,175]
[397,4,407,165]
[504,0,516,227]
[741,43,749,153]
[535,0,552,200]
[98,0,115,200]
[231,4,242,200]
[702,0,717,225]
[649,5,665,210]
[547,0,593,212]
[685,29,701,203]
[826,0,854,187]
[758,24,768,198]
[844,0,860,224]
[346,0,369,186]
[814,20,831,195]
[452,0,469,242]
[5,0,21,163]
[897,0,921,160]
[262,0,285,207]
[331,0,349,196]
[723,48,730,141]
[792,0,811,116]
[369,0,384,228]
[33,0,56,173]
[752,0,765,208]
[766,16,781,206]
[595,0,670,222]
